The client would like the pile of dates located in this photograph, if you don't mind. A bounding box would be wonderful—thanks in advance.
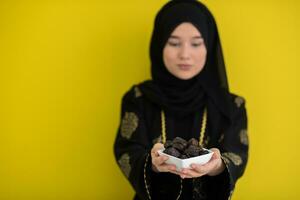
[163,137,209,159]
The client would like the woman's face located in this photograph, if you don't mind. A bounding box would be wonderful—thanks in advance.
[163,22,207,80]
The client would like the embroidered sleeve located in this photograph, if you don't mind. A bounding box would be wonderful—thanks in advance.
[113,85,152,199]
[114,85,182,200]
[220,95,249,199]
[196,95,249,200]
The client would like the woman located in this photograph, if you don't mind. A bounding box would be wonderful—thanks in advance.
[114,0,248,199]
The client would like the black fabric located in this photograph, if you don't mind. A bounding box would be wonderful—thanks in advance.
[139,0,231,119]
[114,86,248,200]
[114,0,249,199]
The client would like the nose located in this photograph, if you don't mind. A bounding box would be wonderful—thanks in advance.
[178,44,190,60]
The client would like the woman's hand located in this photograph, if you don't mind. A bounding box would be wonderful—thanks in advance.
[179,148,225,179]
[151,143,181,175]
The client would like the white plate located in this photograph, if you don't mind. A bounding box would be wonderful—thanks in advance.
[157,148,214,171]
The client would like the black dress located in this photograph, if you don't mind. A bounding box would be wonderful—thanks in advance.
[114,85,248,200]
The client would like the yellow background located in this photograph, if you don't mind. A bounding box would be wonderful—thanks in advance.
[0,0,299,199]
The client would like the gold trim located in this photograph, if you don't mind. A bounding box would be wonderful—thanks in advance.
[239,129,248,146]
[161,111,166,144]
[222,152,243,166]
[221,156,235,200]
[144,154,151,200]
[199,108,207,145]
[118,153,131,178]
[121,112,139,139]
[143,153,183,200]
[176,179,183,200]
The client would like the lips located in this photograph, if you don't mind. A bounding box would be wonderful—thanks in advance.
[178,64,192,71]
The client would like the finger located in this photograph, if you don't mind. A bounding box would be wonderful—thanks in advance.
[158,163,176,172]
[152,143,164,151]
[190,164,208,174]
[190,158,219,175]
[153,155,169,165]
[170,169,182,176]
[179,174,193,179]
[201,158,218,169]
[151,149,166,159]
[181,168,203,178]
[190,148,221,172]
[203,153,221,169]
[210,148,221,159]
[174,171,187,177]
[192,149,218,169]
[151,143,165,157]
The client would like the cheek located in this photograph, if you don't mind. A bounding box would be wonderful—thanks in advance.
[163,48,177,65]
[195,49,207,65]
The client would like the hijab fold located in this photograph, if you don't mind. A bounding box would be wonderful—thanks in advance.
[139,0,233,120]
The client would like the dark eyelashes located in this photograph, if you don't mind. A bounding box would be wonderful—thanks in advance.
[167,41,204,47]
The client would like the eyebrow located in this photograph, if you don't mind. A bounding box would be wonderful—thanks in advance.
[169,35,203,39]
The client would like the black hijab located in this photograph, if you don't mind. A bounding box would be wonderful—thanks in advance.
[139,0,233,120]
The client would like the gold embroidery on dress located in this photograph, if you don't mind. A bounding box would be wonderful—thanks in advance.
[222,152,243,166]
[144,154,151,200]
[134,86,142,98]
[221,155,231,166]
[152,135,162,145]
[220,154,232,200]
[234,96,244,108]
[239,129,248,145]
[218,134,224,143]
[121,112,139,139]
[118,153,131,178]
[193,186,200,193]
[193,185,200,196]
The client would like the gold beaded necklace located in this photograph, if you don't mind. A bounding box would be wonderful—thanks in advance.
[161,108,207,200]
[144,108,208,200]
[161,108,207,145]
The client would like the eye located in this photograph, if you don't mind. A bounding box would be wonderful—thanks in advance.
[192,42,203,47]
[167,41,180,47]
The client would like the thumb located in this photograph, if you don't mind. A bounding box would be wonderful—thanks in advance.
[152,143,164,156]
[209,148,220,159]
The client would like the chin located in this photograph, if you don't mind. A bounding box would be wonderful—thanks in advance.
[176,73,196,80]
